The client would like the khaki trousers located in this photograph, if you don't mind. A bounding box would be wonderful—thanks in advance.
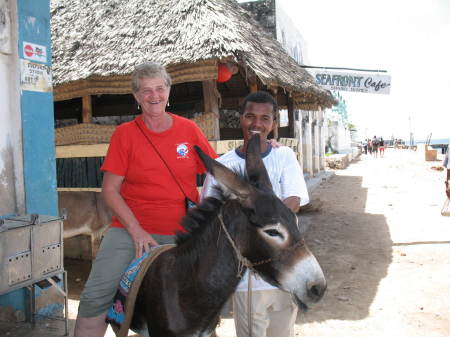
[78,228,176,317]
[233,289,298,337]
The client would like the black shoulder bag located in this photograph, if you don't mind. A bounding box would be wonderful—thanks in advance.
[134,120,197,211]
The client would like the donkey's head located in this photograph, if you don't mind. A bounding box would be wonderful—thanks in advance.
[195,135,326,310]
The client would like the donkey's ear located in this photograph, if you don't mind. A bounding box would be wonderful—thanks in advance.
[246,134,273,190]
[195,146,257,208]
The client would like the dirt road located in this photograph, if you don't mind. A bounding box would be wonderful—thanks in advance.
[294,149,450,337]
[2,148,449,337]
[215,148,450,337]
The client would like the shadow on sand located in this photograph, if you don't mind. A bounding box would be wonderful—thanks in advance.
[298,174,392,323]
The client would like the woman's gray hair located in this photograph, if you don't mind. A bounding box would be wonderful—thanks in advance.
[131,62,172,93]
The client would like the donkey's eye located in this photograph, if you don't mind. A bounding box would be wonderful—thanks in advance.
[264,229,284,238]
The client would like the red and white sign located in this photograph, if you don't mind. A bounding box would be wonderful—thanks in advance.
[22,41,47,63]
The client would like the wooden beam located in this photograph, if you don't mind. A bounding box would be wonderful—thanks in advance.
[82,95,93,123]
[56,144,110,158]
[249,80,258,93]
[270,88,279,140]
[57,187,102,192]
[202,80,220,140]
[287,94,295,138]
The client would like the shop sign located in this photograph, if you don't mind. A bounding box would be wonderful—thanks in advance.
[20,59,52,92]
[311,70,391,95]
[22,41,47,63]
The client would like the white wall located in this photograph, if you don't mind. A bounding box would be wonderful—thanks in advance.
[0,0,24,215]
[275,0,307,64]
[328,120,352,153]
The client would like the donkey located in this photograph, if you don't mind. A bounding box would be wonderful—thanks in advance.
[131,134,326,337]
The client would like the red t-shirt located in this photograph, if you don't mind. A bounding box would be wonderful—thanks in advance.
[101,114,218,235]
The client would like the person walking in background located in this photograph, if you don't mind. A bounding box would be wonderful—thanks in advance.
[363,139,368,155]
[368,139,373,155]
[444,147,450,198]
[372,136,379,158]
[379,137,385,157]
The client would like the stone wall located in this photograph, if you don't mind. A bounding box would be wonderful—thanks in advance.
[239,0,276,38]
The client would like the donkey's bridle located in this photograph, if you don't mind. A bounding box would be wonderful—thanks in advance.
[217,211,269,337]
[217,210,305,337]
[217,211,305,276]
[217,212,271,277]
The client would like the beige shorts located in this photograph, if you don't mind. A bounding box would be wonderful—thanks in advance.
[77,227,176,317]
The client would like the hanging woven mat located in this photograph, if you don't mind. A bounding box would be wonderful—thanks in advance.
[55,123,116,146]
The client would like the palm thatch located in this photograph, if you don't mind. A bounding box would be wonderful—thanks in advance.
[51,0,336,109]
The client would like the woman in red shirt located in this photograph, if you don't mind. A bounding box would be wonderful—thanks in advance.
[73,62,217,337]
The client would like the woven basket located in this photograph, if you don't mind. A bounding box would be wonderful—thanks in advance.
[55,123,116,146]
[193,112,217,140]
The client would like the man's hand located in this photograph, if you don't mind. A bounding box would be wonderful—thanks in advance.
[127,224,158,258]
[283,196,300,213]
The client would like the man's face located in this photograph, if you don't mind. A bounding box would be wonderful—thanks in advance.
[240,102,276,142]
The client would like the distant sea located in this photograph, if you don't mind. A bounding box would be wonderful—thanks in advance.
[415,138,450,145]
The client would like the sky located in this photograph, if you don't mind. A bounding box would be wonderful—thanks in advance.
[277,0,450,141]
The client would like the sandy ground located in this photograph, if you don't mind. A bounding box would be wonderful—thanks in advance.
[1,148,449,337]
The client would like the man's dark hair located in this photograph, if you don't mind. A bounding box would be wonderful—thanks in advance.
[240,91,278,120]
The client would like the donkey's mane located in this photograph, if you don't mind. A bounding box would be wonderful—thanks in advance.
[176,165,248,244]
[176,196,224,245]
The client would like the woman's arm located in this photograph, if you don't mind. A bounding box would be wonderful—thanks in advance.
[102,171,158,257]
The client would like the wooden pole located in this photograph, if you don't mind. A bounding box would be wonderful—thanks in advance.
[287,94,295,138]
[249,76,258,93]
[202,80,220,140]
[270,88,279,140]
[82,95,92,123]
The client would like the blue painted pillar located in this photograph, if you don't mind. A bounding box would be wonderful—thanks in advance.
[0,0,58,321]
[18,0,57,216]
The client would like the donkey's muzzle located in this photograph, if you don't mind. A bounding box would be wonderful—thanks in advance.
[307,280,327,302]
[293,280,326,312]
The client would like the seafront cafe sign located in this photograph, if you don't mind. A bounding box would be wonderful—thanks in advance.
[312,70,391,95]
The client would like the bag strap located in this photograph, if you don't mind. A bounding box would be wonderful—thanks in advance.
[134,120,189,199]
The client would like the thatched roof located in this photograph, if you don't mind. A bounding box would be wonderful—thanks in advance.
[51,0,336,109]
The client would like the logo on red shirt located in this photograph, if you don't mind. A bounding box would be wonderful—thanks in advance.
[176,143,190,158]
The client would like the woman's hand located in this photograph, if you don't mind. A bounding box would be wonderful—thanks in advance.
[102,172,159,258]
[127,224,159,258]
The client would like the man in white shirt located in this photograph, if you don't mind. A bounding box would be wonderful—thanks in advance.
[444,148,450,198]
[202,91,309,337]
